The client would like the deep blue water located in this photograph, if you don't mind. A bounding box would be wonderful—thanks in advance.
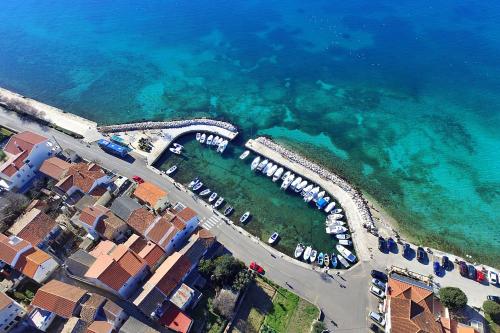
[0,0,499,265]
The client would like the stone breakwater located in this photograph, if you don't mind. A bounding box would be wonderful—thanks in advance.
[255,136,375,228]
[98,118,238,134]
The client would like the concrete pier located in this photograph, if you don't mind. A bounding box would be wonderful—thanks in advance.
[246,137,374,262]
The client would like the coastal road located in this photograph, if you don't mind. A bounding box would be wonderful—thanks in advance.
[2,109,498,331]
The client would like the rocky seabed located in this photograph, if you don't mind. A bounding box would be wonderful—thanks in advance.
[256,137,375,228]
[98,118,238,133]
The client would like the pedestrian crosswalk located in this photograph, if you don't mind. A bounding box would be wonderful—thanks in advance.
[201,215,222,230]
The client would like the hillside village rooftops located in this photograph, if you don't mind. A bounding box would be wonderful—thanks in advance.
[14,247,54,279]
[9,208,57,246]
[31,280,87,318]
[79,205,109,227]
[126,207,156,235]
[0,234,31,265]
[3,131,47,156]
[39,156,71,180]
[96,212,127,240]
[56,162,106,194]
[123,234,165,268]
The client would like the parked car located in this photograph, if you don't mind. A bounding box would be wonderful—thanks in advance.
[487,295,500,304]
[370,323,383,332]
[433,261,440,275]
[476,270,485,283]
[387,237,395,251]
[132,175,144,184]
[488,271,498,285]
[369,311,386,327]
[378,237,386,251]
[403,243,410,257]
[371,270,388,282]
[441,256,449,269]
[372,278,386,290]
[370,285,386,299]
[417,247,426,262]
[249,261,264,274]
[458,261,468,277]
[467,265,477,280]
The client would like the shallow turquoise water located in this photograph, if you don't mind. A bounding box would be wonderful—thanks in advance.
[0,1,499,265]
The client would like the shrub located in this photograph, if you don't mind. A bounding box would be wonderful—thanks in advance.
[439,287,468,313]
[483,300,500,324]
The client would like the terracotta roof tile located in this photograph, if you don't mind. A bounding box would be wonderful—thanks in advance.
[176,207,197,223]
[16,248,53,279]
[0,235,31,265]
[80,293,107,323]
[0,292,14,311]
[3,131,47,155]
[0,150,30,177]
[87,320,113,333]
[126,208,156,235]
[155,254,192,296]
[145,217,177,247]
[133,182,167,207]
[110,244,146,276]
[89,240,116,257]
[80,205,109,227]
[85,255,130,292]
[123,234,165,268]
[14,208,57,247]
[56,162,106,194]
[159,303,192,333]
[39,157,71,180]
[31,280,87,318]
[95,212,127,240]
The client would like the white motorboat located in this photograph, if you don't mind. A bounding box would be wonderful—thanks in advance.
[282,170,291,180]
[240,150,250,160]
[199,189,211,196]
[301,184,313,196]
[326,220,345,227]
[303,246,312,261]
[332,208,343,214]
[324,202,336,213]
[223,206,234,216]
[314,190,325,202]
[208,192,218,203]
[169,147,182,155]
[310,249,318,263]
[213,136,220,146]
[196,133,201,141]
[281,174,295,190]
[266,164,278,177]
[213,197,224,208]
[338,239,353,247]
[165,165,177,175]
[336,244,357,263]
[329,213,344,220]
[193,182,203,191]
[206,135,213,145]
[268,232,279,244]
[336,233,351,240]
[294,243,305,258]
[304,186,320,202]
[173,143,183,150]
[217,140,228,153]
[262,162,273,174]
[326,225,348,234]
[257,159,268,171]
[290,177,302,191]
[272,167,284,182]
[188,177,200,188]
[295,180,308,193]
[251,156,261,170]
[218,137,225,146]
[240,211,250,223]
[337,255,350,268]
[200,133,206,143]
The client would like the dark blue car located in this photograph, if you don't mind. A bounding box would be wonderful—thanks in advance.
[467,265,477,280]
[403,243,410,257]
[378,237,386,251]
[433,261,440,274]
[387,237,395,251]
[441,256,449,269]
[417,247,426,262]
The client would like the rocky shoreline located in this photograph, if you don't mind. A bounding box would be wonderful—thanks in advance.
[98,118,238,133]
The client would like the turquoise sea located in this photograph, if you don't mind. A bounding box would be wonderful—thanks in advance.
[0,1,499,265]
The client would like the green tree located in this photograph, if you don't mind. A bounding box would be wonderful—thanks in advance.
[232,270,254,292]
[483,300,500,324]
[198,258,215,277]
[311,320,326,333]
[438,287,468,313]
[212,255,245,286]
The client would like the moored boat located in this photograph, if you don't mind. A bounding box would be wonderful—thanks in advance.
[262,162,273,174]
[213,136,220,146]
[200,133,206,143]
[332,208,343,214]
[295,180,308,193]
[268,232,279,244]
[281,174,295,190]
[304,186,320,202]
[206,135,213,145]
[316,197,329,209]
[240,150,250,160]
[166,165,177,175]
[213,197,224,208]
[328,213,344,220]
[173,143,183,150]
[301,184,313,196]
[199,189,211,196]
[310,249,318,263]
[336,233,351,240]
[324,253,330,267]
[196,133,201,141]
[208,192,218,203]
[257,159,268,171]
[338,239,352,247]
[314,190,325,202]
[188,177,200,188]
[294,243,305,258]
[325,220,345,227]
[266,164,278,177]
[303,246,312,261]
[290,177,302,191]
[193,182,203,191]
[331,254,338,268]
[282,170,291,180]
[317,252,324,266]
[326,225,348,234]
[272,167,284,182]
[336,244,357,263]
[240,211,251,223]
[169,147,182,155]
[251,156,261,170]
[337,255,350,268]
[217,140,228,153]
[223,206,234,216]
[324,202,336,213]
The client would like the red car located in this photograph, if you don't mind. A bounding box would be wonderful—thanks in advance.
[249,262,264,274]
[476,270,485,283]
[132,175,144,184]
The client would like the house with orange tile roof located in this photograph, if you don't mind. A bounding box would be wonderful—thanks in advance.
[39,156,71,180]
[126,207,156,235]
[31,280,88,319]
[123,234,166,271]
[0,234,33,267]
[0,291,26,333]
[87,320,114,333]
[55,162,111,197]
[132,182,168,211]
[158,302,192,333]
[8,207,62,250]
[0,131,60,192]
[76,205,128,242]
[85,244,149,299]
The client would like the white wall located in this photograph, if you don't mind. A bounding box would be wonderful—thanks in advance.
[32,258,59,283]
[0,299,25,333]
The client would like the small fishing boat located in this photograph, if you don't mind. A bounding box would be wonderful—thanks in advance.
[240,211,250,223]
[223,206,234,216]
[240,150,250,159]
[325,225,348,234]
[282,170,291,180]
[294,243,305,258]
[290,177,302,191]
[336,233,351,240]
[310,249,318,263]
[295,180,308,193]
[213,197,224,208]
[338,239,353,246]
[188,177,200,188]
[268,232,279,244]
[218,140,228,153]
[329,213,344,220]
[165,165,177,175]
[173,143,183,150]
[301,184,313,196]
[317,252,324,266]
[266,164,278,177]
[324,253,330,267]
[316,197,329,209]
[304,187,319,202]
[281,174,295,190]
[213,136,220,146]
[336,244,357,263]
[262,162,273,174]
[169,147,182,155]
[257,159,268,171]
[206,135,213,145]
[193,182,203,191]
[200,133,206,143]
[208,192,218,203]
[332,208,343,214]
[331,254,338,268]
[273,167,284,182]
[199,189,211,196]
[251,156,261,170]
[303,246,312,261]
[324,202,336,213]
[325,220,345,227]
[337,255,350,268]
[196,133,201,141]
[314,190,325,202]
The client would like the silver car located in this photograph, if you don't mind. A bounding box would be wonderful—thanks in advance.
[372,278,386,290]
[369,311,386,327]
[370,285,386,299]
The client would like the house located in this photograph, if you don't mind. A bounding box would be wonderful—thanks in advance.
[0,291,26,333]
[169,284,195,311]
[132,182,168,211]
[39,156,71,180]
[126,207,156,236]
[119,317,160,333]
[65,249,97,278]
[76,205,129,242]
[31,280,88,319]
[8,207,62,250]
[79,293,107,323]
[102,299,128,330]
[55,162,111,197]
[60,317,87,333]
[110,197,142,222]
[158,303,192,333]
[87,320,114,333]
[14,247,59,283]
[123,234,166,270]
[85,244,149,299]
[27,308,56,332]
[0,234,33,267]
[0,131,60,192]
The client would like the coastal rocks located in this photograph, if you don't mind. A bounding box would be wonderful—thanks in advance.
[255,136,375,229]
[97,118,238,134]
